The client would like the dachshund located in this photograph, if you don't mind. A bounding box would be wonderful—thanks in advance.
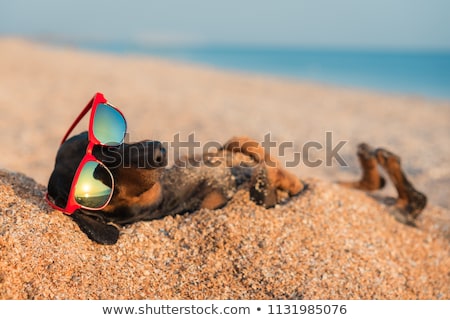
[47,132,426,244]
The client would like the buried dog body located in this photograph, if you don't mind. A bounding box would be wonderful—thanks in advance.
[46,93,427,244]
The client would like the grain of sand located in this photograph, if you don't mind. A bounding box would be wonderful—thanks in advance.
[0,38,449,299]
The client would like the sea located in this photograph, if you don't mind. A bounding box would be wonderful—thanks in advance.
[78,42,450,100]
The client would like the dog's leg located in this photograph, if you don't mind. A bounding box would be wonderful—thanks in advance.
[249,164,279,208]
[339,143,386,191]
[71,210,120,245]
[223,136,304,208]
[374,148,427,219]
[223,136,269,163]
[200,190,229,210]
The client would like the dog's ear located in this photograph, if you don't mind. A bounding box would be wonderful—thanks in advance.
[71,210,120,245]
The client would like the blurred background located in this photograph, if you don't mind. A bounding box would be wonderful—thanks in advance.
[1,0,450,98]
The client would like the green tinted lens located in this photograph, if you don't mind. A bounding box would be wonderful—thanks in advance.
[93,103,126,146]
[74,161,113,208]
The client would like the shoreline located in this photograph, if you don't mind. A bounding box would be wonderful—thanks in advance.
[44,38,450,102]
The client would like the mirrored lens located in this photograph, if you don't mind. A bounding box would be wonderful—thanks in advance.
[74,161,113,208]
[93,103,126,146]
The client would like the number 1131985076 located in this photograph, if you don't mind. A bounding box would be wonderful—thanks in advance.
[268,304,347,315]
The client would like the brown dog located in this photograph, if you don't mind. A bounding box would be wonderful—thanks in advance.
[47,132,426,244]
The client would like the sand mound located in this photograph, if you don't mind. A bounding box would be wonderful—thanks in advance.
[0,169,448,299]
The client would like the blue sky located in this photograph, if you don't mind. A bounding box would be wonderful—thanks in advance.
[1,0,450,50]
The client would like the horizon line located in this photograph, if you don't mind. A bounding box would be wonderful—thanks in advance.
[2,33,450,53]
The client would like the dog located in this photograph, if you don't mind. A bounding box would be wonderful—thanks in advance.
[47,132,427,244]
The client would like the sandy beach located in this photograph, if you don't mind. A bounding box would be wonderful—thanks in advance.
[0,38,449,299]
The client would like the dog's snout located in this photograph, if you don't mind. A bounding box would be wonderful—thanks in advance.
[150,141,167,168]
[117,140,168,169]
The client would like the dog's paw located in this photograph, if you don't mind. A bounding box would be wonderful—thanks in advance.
[71,210,120,245]
[250,165,277,208]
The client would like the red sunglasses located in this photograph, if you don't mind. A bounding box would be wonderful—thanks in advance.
[45,92,127,214]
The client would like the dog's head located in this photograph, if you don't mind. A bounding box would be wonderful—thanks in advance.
[47,131,167,244]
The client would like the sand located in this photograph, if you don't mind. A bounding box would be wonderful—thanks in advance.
[0,38,449,299]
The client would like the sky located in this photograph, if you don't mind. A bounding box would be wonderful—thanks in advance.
[1,0,450,50]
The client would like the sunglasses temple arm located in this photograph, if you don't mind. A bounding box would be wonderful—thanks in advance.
[60,96,95,144]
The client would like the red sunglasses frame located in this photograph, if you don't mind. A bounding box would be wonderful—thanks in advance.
[45,92,127,215]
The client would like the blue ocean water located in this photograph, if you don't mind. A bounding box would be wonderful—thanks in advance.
[80,42,450,100]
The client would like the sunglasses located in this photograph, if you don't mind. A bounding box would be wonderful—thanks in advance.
[46,92,127,214]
